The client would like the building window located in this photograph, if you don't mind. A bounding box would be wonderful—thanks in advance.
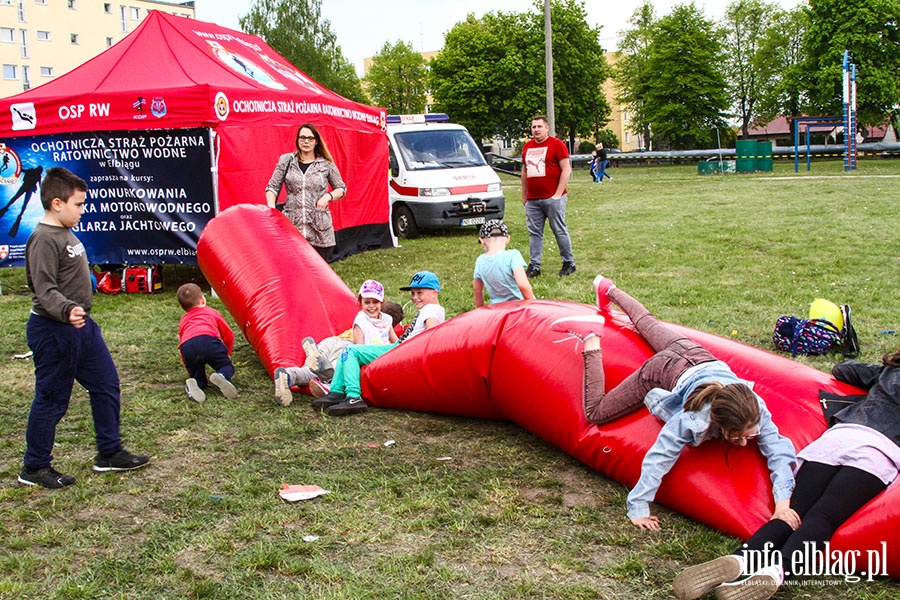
[129,6,140,19]
[106,36,113,47]
[22,64,29,90]
[37,30,50,41]
[70,33,79,44]
[35,0,48,5]
[17,0,26,22]
[625,132,631,144]
[3,64,18,80]
[104,2,111,12]
[120,6,127,32]
[67,0,75,8]
[0,28,14,43]
[19,28,27,58]
[40,66,53,77]
[0,0,15,6]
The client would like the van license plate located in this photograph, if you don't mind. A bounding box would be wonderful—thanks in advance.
[460,217,485,226]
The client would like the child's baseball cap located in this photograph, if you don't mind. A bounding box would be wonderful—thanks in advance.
[479,219,509,238]
[359,279,385,302]
[399,270,441,291]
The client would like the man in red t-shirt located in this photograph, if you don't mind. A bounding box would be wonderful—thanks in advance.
[520,115,575,277]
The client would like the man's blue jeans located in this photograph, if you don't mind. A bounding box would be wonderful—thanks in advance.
[524,195,575,268]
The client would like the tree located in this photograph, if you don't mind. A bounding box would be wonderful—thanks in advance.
[723,0,783,137]
[613,2,657,149]
[753,6,807,123]
[802,0,900,127]
[240,0,367,103]
[544,0,611,150]
[364,41,428,114]
[642,4,729,149]
[429,12,526,143]
[429,1,610,146]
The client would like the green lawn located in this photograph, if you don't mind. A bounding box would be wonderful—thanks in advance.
[1,159,899,599]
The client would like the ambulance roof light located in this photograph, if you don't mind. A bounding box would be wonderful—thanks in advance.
[386,113,451,125]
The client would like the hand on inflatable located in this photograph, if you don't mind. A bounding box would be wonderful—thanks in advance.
[630,516,661,531]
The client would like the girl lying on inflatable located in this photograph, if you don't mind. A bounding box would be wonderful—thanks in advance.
[553,276,797,532]
[671,351,900,600]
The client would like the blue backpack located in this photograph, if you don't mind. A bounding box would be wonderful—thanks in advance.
[772,304,859,358]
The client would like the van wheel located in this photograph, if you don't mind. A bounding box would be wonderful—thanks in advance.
[392,205,419,239]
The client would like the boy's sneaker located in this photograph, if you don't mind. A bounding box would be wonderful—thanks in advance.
[308,378,329,399]
[18,465,76,489]
[302,336,326,372]
[673,555,743,600]
[593,275,617,312]
[209,373,238,400]
[558,262,577,276]
[93,448,151,473]
[327,396,368,416]
[551,315,605,343]
[185,378,205,403]
[525,264,541,278]
[713,569,780,600]
[273,367,293,407]
[312,390,346,411]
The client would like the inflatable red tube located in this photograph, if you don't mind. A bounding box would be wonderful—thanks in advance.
[198,206,899,577]
[366,301,898,577]
[197,205,358,376]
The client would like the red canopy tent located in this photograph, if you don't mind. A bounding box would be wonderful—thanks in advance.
[0,11,390,264]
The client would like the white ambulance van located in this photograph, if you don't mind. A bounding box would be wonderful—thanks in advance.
[387,114,505,238]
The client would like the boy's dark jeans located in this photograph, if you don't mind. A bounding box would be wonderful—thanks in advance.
[24,313,122,468]
[180,334,235,388]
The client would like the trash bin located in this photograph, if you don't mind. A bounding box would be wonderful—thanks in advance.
[698,159,736,175]
[757,140,773,172]
[735,139,758,173]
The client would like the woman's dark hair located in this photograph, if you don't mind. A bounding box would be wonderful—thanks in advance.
[883,350,900,367]
[294,123,334,162]
[684,381,760,439]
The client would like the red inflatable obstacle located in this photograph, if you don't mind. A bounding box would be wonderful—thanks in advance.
[197,205,358,376]
[197,206,899,578]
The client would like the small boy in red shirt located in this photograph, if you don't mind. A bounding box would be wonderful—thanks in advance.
[177,283,237,402]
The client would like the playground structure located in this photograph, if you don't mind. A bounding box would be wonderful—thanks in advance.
[197,204,900,578]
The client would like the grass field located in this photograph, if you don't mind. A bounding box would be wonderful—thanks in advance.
[1,159,899,599]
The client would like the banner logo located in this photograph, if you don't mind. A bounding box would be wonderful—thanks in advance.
[214,92,229,121]
[10,103,36,131]
[0,144,23,185]
[150,96,167,118]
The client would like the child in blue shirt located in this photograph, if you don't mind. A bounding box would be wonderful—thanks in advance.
[473,219,534,307]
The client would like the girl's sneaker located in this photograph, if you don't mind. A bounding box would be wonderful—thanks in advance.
[713,565,782,600]
[673,555,743,600]
[550,315,605,343]
[273,368,292,406]
[593,275,616,312]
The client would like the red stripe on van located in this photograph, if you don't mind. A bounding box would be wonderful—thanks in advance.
[390,180,418,197]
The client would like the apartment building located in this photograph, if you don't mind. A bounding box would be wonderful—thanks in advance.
[0,0,195,98]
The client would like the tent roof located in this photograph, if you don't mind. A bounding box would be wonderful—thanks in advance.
[1,11,383,135]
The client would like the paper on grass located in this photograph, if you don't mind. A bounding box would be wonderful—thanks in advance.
[279,484,330,502]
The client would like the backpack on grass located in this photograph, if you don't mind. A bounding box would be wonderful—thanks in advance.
[772,303,859,359]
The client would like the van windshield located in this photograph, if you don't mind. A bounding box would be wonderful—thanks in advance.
[393,129,487,171]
